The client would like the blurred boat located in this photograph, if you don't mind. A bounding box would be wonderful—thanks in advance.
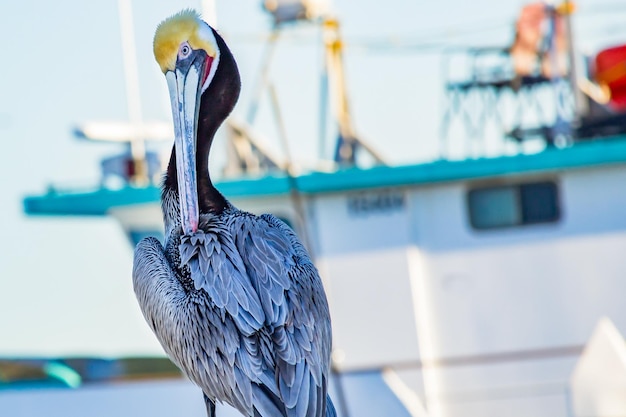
[12,1,626,416]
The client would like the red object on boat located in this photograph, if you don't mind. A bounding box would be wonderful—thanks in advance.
[595,44,626,111]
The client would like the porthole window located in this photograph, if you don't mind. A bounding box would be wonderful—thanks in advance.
[467,181,560,230]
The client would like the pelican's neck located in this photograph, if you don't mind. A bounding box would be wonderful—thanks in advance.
[163,27,240,219]
[195,97,227,214]
[163,113,224,217]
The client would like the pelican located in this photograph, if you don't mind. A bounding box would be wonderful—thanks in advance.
[132,9,336,417]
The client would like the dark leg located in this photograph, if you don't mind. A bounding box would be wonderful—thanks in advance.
[203,394,216,417]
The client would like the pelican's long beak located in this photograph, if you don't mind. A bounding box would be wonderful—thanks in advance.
[165,51,207,235]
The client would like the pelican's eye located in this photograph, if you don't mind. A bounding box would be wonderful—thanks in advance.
[179,43,192,59]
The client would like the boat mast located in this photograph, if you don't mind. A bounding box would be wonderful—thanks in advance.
[321,17,386,166]
[118,0,147,183]
[201,0,218,27]
[76,1,174,186]
[563,0,586,119]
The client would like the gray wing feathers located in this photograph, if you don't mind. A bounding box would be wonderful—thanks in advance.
[230,213,333,417]
[132,237,182,337]
[133,237,253,411]
[136,212,333,417]
[325,394,337,417]
[259,216,331,386]
[230,215,293,325]
[179,222,266,336]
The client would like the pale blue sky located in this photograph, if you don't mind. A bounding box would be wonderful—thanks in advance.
[0,0,623,356]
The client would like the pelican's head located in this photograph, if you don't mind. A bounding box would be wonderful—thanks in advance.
[154,10,221,235]
[154,9,220,94]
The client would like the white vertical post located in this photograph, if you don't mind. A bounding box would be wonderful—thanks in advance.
[408,247,444,417]
[117,0,146,181]
[202,0,218,27]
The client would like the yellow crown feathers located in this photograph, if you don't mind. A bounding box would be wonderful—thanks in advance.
[153,9,217,73]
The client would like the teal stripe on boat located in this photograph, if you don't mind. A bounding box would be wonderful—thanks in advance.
[23,136,626,216]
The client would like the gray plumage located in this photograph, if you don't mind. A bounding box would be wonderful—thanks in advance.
[133,189,336,417]
[136,11,335,416]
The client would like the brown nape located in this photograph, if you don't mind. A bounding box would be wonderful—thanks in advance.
[164,27,242,215]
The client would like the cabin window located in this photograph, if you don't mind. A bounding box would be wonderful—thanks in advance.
[468,181,559,230]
